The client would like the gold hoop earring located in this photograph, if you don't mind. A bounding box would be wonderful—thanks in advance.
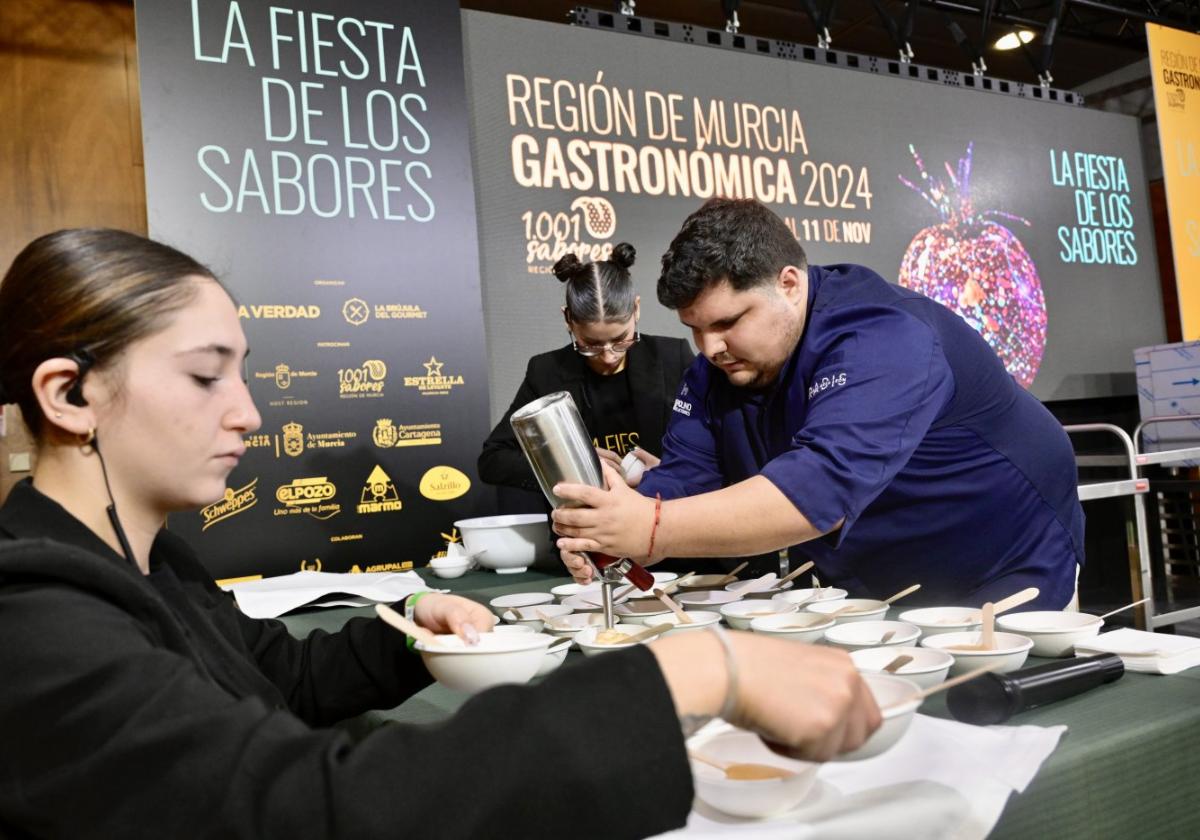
[81,428,95,447]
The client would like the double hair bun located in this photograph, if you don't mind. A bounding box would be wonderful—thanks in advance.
[552,242,636,283]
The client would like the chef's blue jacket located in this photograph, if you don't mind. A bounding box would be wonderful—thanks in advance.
[640,264,1084,608]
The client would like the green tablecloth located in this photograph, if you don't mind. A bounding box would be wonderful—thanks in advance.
[280,569,1200,838]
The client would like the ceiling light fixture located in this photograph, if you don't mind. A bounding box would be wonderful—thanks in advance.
[993,30,1036,50]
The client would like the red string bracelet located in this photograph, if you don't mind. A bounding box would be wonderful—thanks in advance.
[646,493,663,559]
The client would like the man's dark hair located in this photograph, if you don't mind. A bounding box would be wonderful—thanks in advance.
[657,197,808,310]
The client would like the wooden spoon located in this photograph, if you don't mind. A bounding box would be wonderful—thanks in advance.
[687,750,795,781]
[882,654,914,673]
[715,560,750,586]
[654,588,694,624]
[882,583,922,606]
[376,603,441,646]
[660,572,696,596]
[878,630,897,644]
[883,662,1001,710]
[947,602,997,651]
[624,623,675,644]
[770,561,815,591]
[1095,597,1150,622]
[992,587,1040,616]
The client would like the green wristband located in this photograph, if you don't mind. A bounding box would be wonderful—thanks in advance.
[404,591,434,651]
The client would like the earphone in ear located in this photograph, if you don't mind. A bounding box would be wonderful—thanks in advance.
[65,349,95,407]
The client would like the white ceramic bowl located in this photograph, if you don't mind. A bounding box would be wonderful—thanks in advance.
[488,591,555,618]
[535,636,571,677]
[995,611,1104,657]
[823,620,921,651]
[898,606,983,638]
[850,645,954,691]
[806,598,888,624]
[689,727,821,818]
[678,573,734,591]
[725,573,794,599]
[677,590,743,611]
[428,556,471,579]
[921,631,1034,674]
[415,631,553,693]
[502,602,573,629]
[834,673,921,761]
[613,600,674,625]
[749,612,835,643]
[489,624,535,636]
[550,581,602,602]
[454,513,551,574]
[628,571,679,598]
[772,587,848,609]
[575,623,650,656]
[720,600,799,630]
[650,610,722,635]
[540,611,607,639]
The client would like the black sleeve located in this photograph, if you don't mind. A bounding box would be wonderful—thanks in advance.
[0,584,693,839]
[478,360,544,491]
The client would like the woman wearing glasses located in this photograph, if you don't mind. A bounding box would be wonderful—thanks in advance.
[479,243,693,495]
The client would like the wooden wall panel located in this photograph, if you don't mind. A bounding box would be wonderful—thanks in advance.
[0,0,145,502]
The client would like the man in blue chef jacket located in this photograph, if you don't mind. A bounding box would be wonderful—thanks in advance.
[552,197,1084,609]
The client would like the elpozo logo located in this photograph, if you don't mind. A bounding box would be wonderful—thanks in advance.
[523,195,617,274]
[358,465,403,514]
[372,418,443,448]
[339,359,387,399]
[404,357,464,396]
[275,477,341,520]
[419,466,471,501]
[238,304,320,319]
[200,478,258,530]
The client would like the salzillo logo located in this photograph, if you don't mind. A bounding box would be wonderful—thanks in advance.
[419,466,471,501]
[404,357,464,396]
[275,477,341,520]
[200,478,258,530]
[339,359,387,398]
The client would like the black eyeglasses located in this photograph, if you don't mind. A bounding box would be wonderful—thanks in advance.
[571,331,640,358]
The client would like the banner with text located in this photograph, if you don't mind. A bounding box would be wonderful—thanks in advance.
[1148,23,1200,340]
[137,0,490,578]
[464,12,1164,411]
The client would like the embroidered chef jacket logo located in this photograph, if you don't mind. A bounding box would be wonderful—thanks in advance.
[808,371,848,399]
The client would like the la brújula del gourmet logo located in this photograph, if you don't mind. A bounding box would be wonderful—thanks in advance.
[897,143,1046,388]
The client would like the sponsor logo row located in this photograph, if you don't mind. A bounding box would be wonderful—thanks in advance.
[254,356,465,408]
[200,463,472,531]
[243,416,446,459]
[238,298,428,324]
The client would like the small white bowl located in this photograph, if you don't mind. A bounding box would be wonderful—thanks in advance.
[995,611,1103,657]
[575,623,649,655]
[850,645,953,690]
[677,590,743,611]
[535,636,571,677]
[490,623,535,636]
[488,591,554,618]
[823,620,921,651]
[628,571,679,598]
[749,612,835,643]
[651,610,722,635]
[550,582,602,602]
[415,631,553,693]
[772,587,848,609]
[898,607,982,638]
[678,573,734,591]
[613,600,674,625]
[806,598,888,624]
[540,611,606,639]
[503,602,573,629]
[834,673,921,761]
[428,556,472,579]
[689,727,821,818]
[454,513,551,574]
[720,600,799,630]
[921,631,1034,674]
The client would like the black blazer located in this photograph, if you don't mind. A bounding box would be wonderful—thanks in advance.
[478,334,694,491]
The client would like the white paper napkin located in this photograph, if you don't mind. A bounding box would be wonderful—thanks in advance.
[656,715,1064,839]
[221,570,433,618]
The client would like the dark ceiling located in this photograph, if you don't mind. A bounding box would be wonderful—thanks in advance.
[462,0,1200,94]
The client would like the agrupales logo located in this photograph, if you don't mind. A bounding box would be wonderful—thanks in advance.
[199,478,258,530]
[403,357,464,396]
[522,196,616,274]
[275,477,341,520]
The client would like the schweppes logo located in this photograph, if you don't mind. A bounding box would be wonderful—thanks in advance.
[404,356,464,396]
[372,418,442,448]
[339,359,387,398]
[200,478,258,530]
[357,465,403,514]
[275,477,341,520]
[419,466,471,501]
[238,304,321,319]
[282,422,305,457]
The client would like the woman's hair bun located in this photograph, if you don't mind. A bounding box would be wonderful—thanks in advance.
[609,242,636,270]
[551,253,588,284]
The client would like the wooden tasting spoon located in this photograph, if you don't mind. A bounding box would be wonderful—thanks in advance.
[882,654,914,673]
[688,750,796,781]
[715,561,750,586]
[770,561,816,591]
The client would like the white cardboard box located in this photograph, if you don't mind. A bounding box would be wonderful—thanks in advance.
[1134,339,1200,466]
